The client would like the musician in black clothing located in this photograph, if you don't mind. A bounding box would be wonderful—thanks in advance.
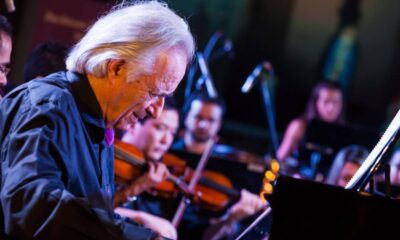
[277,81,345,164]
[172,91,265,240]
[0,1,194,239]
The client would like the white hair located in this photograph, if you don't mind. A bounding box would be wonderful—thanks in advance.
[66,1,195,78]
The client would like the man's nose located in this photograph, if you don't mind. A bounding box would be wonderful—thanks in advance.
[198,119,209,128]
[146,97,165,119]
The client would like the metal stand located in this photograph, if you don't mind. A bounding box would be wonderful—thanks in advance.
[260,78,279,156]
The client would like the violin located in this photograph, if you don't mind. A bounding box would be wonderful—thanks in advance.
[113,140,190,205]
[163,153,241,212]
[114,139,240,212]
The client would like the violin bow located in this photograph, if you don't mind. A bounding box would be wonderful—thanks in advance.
[171,136,219,228]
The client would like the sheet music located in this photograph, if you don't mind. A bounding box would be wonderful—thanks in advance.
[346,109,400,190]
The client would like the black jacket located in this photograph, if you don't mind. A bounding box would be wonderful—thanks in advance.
[0,71,155,240]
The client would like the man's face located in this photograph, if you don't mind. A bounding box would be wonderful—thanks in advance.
[185,100,223,143]
[130,109,179,162]
[0,32,12,93]
[109,48,187,128]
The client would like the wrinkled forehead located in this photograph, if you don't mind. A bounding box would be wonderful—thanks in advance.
[153,48,188,94]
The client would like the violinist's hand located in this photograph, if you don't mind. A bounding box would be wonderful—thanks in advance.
[125,162,170,197]
[227,189,265,222]
[146,162,171,185]
[136,212,177,240]
[115,208,177,240]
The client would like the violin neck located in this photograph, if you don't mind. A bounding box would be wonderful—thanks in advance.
[198,177,241,200]
[114,146,146,169]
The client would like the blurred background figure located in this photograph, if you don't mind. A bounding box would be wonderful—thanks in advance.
[325,145,369,187]
[114,97,180,240]
[171,90,265,240]
[276,81,345,175]
[0,15,12,98]
[173,90,226,154]
[23,41,69,82]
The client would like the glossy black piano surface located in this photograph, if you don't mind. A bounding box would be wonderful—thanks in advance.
[268,176,400,240]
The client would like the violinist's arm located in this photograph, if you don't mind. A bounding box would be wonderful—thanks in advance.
[226,189,265,222]
[115,207,177,240]
[119,162,171,201]
[201,189,264,240]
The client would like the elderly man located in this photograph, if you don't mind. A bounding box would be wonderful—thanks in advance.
[0,1,194,239]
[0,15,12,97]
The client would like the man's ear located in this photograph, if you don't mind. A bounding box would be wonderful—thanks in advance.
[107,59,126,78]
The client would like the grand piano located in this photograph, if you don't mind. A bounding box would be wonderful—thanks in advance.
[237,110,400,240]
[268,176,400,240]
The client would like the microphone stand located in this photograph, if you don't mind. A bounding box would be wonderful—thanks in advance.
[241,62,279,157]
[235,65,278,240]
[184,59,198,101]
[184,31,223,101]
[259,76,279,156]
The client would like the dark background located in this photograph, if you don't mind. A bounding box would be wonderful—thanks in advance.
[2,0,400,156]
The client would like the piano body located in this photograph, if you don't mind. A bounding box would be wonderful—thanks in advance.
[237,109,400,240]
[269,176,400,240]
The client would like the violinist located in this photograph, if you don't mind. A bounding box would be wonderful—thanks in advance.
[114,97,179,239]
[171,91,265,240]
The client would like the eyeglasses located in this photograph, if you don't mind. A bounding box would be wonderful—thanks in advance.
[0,64,10,76]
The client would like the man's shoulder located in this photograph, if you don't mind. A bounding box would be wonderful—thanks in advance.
[1,72,76,117]
[28,72,74,104]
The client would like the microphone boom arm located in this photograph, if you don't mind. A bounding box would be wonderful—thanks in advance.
[241,62,279,157]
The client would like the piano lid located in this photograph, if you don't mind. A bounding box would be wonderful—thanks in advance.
[346,108,400,191]
[269,176,400,240]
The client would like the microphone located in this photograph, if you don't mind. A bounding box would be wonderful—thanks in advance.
[208,38,234,61]
[196,52,218,97]
[241,61,273,93]
[4,0,15,12]
[223,39,233,53]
